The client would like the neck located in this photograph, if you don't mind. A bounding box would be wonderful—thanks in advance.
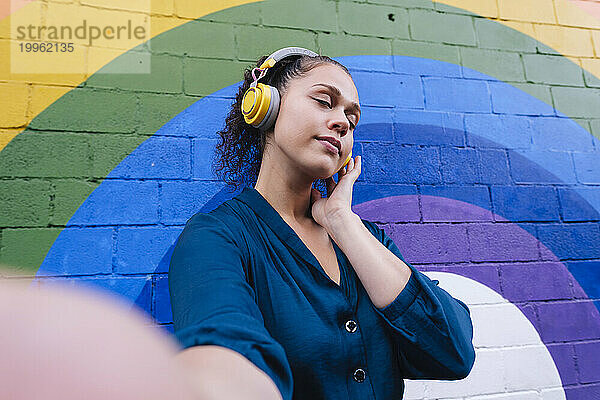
[253,146,319,228]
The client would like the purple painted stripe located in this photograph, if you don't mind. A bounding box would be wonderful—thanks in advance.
[564,383,600,400]
[354,194,600,392]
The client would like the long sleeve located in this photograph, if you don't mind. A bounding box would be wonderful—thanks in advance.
[364,220,476,380]
[169,212,294,399]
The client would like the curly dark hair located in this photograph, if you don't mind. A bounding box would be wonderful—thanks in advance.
[212,52,352,195]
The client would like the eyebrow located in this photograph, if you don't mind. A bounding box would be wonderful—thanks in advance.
[311,83,361,118]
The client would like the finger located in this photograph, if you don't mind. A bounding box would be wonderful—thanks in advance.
[342,156,361,186]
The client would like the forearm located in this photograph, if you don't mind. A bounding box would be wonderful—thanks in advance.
[175,345,283,400]
[326,212,475,377]
[326,212,412,309]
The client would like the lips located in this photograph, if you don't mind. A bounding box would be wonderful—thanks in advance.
[316,136,341,154]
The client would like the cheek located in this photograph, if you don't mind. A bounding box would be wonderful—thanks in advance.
[272,122,308,150]
[273,101,322,147]
[344,133,354,148]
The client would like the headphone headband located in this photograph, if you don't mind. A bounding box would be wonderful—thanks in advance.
[250,47,319,87]
[243,47,320,130]
[240,46,352,170]
[259,47,319,69]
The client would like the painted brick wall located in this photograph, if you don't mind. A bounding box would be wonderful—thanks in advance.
[1,0,599,398]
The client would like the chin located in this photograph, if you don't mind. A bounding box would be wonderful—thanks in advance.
[313,161,338,178]
[303,152,339,179]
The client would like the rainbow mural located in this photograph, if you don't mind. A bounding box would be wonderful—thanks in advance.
[1,0,600,398]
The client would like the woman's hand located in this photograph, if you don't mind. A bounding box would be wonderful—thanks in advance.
[310,155,362,231]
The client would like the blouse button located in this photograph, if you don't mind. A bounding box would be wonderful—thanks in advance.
[353,368,366,383]
[345,320,358,333]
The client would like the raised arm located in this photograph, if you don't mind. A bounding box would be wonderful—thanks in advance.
[326,213,475,380]
[169,212,294,399]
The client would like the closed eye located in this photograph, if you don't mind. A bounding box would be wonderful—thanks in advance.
[313,98,331,108]
[313,97,356,130]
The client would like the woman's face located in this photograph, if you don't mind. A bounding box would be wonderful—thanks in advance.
[270,63,360,179]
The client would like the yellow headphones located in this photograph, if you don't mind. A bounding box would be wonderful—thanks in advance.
[241,47,352,171]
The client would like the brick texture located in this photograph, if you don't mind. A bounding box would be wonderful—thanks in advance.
[2,1,600,396]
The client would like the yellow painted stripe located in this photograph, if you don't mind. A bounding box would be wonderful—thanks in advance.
[0,0,261,152]
[1,0,599,153]
[434,0,600,71]
[0,131,20,149]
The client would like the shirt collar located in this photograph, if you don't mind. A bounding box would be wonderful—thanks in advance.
[235,186,299,248]
[234,186,344,275]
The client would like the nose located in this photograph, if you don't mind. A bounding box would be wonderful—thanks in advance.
[327,110,350,137]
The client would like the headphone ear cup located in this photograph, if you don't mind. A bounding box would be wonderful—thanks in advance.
[256,85,280,131]
[241,83,277,129]
[338,151,352,173]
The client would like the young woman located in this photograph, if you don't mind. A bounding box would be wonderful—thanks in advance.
[169,47,475,400]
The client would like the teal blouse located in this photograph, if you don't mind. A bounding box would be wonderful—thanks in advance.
[169,186,475,400]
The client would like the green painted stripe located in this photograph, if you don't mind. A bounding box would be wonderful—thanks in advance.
[1,0,598,276]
